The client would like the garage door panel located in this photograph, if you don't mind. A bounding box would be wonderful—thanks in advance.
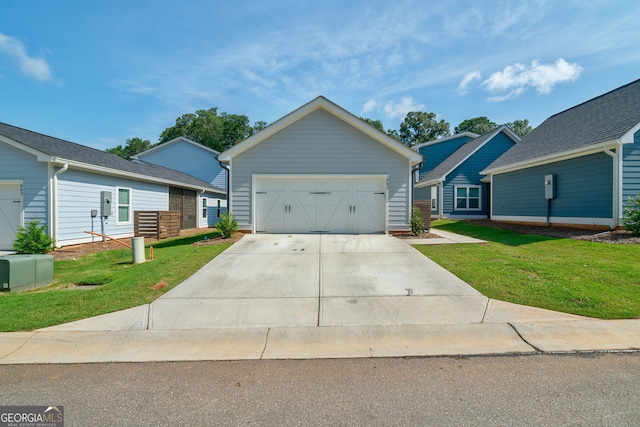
[317,192,349,232]
[254,177,386,234]
[289,191,317,232]
[255,192,285,232]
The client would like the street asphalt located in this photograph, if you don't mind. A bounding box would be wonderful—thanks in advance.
[1,231,638,364]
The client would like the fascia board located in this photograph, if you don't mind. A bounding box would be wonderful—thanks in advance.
[134,136,220,160]
[0,134,52,162]
[218,97,423,165]
[620,122,640,144]
[51,158,225,195]
[412,132,480,151]
[480,140,620,175]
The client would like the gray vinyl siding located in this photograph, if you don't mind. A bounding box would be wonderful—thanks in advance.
[622,130,640,211]
[141,140,227,190]
[0,142,49,227]
[199,192,226,227]
[57,169,168,244]
[493,152,613,219]
[230,109,411,230]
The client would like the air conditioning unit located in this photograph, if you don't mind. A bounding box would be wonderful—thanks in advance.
[0,255,54,292]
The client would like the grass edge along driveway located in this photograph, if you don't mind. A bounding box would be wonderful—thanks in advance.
[0,231,230,332]
[415,220,640,320]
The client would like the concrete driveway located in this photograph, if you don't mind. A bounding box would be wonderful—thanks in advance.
[149,234,489,329]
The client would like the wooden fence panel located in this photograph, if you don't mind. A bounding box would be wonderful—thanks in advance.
[134,211,180,239]
[413,200,432,231]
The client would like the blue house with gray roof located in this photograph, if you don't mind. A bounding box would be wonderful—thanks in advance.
[0,123,225,249]
[414,127,519,219]
[481,78,640,229]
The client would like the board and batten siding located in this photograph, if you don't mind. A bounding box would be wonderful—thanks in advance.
[230,109,411,231]
[622,130,640,211]
[417,135,473,180]
[56,169,168,245]
[443,132,516,217]
[492,152,613,220]
[0,142,49,226]
[140,140,227,190]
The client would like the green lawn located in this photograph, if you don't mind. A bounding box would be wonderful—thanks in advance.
[415,220,640,319]
[0,231,231,332]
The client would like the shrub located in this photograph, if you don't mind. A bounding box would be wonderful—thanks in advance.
[13,219,55,254]
[215,211,238,238]
[410,206,425,236]
[623,194,640,236]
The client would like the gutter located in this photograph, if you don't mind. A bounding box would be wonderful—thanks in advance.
[52,163,69,248]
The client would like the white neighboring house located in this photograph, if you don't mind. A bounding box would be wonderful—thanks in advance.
[0,123,226,249]
[218,96,423,234]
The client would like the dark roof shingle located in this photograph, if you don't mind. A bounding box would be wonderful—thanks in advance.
[0,122,225,194]
[484,78,640,172]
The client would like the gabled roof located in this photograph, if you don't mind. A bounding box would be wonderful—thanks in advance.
[0,122,225,195]
[484,78,640,174]
[412,132,479,151]
[415,126,519,188]
[218,96,423,165]
[132,136,220,160]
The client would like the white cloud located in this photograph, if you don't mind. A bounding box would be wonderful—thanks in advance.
[481,58,582,101]
[383,96,426,120]
[361,99,378,113]
[0,32,52,82]
[458,71,481,95]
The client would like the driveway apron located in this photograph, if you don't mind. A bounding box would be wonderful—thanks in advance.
[149,234,488,329]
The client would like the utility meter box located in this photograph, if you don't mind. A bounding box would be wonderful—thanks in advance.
[544,174,555,200]
[100,191,112,217]
[0,255,54,292]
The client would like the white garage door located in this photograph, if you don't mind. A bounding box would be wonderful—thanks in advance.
[255,177,386,234]
[0,183,23,250]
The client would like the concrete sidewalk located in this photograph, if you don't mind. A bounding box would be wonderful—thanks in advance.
[1,232,638,364]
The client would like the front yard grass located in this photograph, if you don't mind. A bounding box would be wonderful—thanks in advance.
[0,231,230,332]
[415,220,640,319]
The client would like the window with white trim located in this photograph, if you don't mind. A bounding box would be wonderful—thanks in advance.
[116,187,132,224]
[202,197,208,219]
[455,186,481,210]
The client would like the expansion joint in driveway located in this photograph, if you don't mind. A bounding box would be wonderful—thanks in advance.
[317,235,322,327]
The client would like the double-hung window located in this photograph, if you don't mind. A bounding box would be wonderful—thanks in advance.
[202,198,208,219]
[116,187,132,224]
[455,186,481,210]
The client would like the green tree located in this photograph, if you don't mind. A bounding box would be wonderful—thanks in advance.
[454,116,497,135]
[159,108,264,152]
[505,119,533,138]
[106,137,153,159]
[398,111,450,147]
[360,117,385,132]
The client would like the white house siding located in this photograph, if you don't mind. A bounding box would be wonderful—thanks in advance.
[56,169,168,245]
[140,140,227,190]
[199,192,227,228]
[230,109,411,232]
[0,142,49,226]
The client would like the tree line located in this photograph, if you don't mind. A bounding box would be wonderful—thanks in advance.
[107,107,532,158]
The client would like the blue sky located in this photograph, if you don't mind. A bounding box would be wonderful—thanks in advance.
[1,0,639,151]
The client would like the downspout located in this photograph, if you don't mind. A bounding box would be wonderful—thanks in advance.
[437,180,444,219]
[218,158,230,214]
[52,163,69,248]
[604,144,622,228]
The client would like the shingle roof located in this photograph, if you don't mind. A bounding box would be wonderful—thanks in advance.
[485,78,640,172]
[0,122,225,194]
[416,126,515,185]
